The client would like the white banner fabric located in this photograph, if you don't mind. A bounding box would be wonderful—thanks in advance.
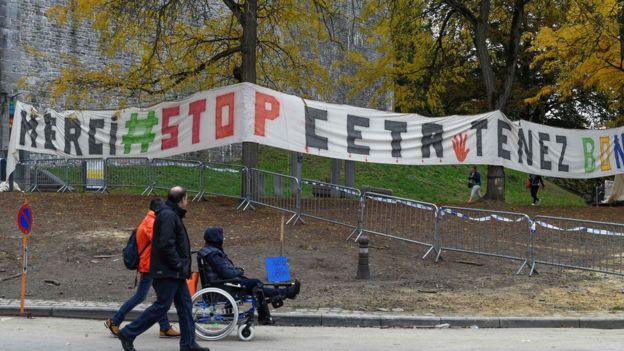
[7,82,624,179]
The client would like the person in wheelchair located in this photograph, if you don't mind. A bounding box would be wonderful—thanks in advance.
[198,227,300,325]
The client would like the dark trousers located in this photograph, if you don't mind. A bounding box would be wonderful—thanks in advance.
[238,278,288,320]
[112,274,170,330]
[530,185,540,204]
[120,278,196,348]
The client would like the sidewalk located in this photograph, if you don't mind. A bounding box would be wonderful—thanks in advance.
[1,298,623,329]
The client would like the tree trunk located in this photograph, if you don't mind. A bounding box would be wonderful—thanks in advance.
[241,0,258,170]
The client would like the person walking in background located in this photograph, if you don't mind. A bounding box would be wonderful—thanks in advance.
[105,198,180,338]
[467,166,481,203]
[528,174,545,205]
[117,186,209,351]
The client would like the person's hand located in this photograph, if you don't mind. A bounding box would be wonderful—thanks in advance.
[237,266,245,275]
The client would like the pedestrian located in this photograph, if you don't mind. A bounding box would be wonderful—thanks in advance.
[467,166,482,203]
[528,174,545,205]
[198,227,301,325]
[117,186,209,351]
[105,198,180,338]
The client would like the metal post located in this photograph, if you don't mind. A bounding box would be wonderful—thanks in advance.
[356,234,370,279]
[347,195,364,241]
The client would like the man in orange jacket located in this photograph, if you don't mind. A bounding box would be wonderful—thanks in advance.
[105,198,180,338]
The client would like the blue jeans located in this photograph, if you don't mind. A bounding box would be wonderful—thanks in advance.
[239,278,288,297]
[111,274,171,330]
[120,278,196,348]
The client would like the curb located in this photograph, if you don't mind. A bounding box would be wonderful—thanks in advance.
[1,305,624,329]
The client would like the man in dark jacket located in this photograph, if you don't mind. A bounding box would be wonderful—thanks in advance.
[118,186,209,351]
[198,227,300,325]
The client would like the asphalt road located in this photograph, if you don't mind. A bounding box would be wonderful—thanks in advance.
[3,316,624,351]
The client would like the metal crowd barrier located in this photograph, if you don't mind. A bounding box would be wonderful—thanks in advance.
[531,216,624,276]
[300,178,361,230]
[196,162,245,201]
[30,158,69,192]
[438,207,531,274]
[149,158,203,198]
[358,192,438,258]
[240,168,301,224]
[63,158,106,192]
[12,160,37,192]
[104,158,151,194]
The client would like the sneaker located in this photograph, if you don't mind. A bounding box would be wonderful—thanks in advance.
[104,318,120,337]
[258,316,276,325]
[160,327,181,338]
[118,331,136,351]
[286,279,301,299]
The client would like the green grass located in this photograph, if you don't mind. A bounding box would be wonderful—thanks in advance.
[36,146,587,206]
[258,146,586,206]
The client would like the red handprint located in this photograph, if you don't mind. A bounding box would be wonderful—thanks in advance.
[452,132,470,162]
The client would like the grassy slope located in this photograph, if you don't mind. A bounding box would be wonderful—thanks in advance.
[258,146,586,207]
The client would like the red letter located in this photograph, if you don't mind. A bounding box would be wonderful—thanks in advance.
[189,99,206,144]
[216,93,235,139]
[254,92,280,136]
[161,106,180,150]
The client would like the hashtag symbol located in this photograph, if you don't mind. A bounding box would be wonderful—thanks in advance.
[122,111,159,154]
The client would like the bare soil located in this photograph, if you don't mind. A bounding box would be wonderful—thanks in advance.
[1,192,624,316]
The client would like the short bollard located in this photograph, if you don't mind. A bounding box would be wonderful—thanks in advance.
[356,234,370,279]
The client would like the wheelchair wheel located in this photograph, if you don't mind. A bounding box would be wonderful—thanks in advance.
[237,323,255,341]
[192,287,239,341]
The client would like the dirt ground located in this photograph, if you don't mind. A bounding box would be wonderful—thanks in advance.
[1,192,624,317]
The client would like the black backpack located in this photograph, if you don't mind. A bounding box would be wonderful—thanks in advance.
[123,229,150,270]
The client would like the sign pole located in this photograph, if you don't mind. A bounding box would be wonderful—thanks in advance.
[16,201,33,317]
[19,234,28,316]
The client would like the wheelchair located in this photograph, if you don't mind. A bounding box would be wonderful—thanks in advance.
[190,251,294,341]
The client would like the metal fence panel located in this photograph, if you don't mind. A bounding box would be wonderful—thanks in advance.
[104,158,150,193]
[199,163,245,199]
[245,168,299,218]
[150,158,203,195]
[300,179,361,228]
[438,206,530,271]
[532,215,624,275]
[64,158,106,192]
[361,192,438,254]
[30,158,68,192]
[12,160,37,191]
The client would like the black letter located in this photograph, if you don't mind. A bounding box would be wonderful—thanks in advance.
[43,112,57,150]
[422,123,443,158]
[347,115,370,155]
[538,132,552,170]
[305,106,328,150]
[64,119,83,155]
[470,119,488,156]
[19,110,38,147]
[88,119,105,155]
[556,135,569,172]
[109,122,117,155]
[517,128,533,165]
[385,120,407,157]
[497,120,511,160]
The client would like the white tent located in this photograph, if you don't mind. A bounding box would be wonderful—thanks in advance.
[604,174,624,203]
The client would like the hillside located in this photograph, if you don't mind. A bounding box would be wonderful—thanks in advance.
[257,146,586,206]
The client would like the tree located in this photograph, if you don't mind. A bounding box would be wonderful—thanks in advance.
[346,0,533,201]
[529,0,624,127]
[41,0,342,169]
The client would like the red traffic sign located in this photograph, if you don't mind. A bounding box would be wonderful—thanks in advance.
[17,203,33,235]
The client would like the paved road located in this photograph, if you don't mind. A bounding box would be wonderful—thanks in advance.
[3,316,624,351]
